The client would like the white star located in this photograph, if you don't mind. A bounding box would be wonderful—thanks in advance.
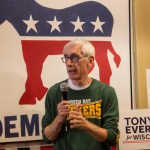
[47,16,62,32]
[91,16,105,33]
[23,15,39,33]
[71,16,85,32]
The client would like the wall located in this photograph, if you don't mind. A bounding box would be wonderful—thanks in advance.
[133,0,150,108]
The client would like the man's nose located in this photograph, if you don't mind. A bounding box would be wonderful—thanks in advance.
[66,58,73,65]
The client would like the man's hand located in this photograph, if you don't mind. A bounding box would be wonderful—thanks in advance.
[69,103,88,130]
[57,100,70,122]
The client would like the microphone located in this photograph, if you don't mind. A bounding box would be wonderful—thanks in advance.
[60,82,69,131]
[60,82,69,100]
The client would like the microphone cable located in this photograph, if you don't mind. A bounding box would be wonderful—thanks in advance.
[65,120,69,150]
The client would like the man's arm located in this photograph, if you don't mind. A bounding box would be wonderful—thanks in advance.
[44,115,64,141]
[43,100,70,141]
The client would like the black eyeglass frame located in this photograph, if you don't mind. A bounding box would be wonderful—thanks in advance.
[61,55,87,63]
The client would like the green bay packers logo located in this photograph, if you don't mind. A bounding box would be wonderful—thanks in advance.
[70,100,102,119]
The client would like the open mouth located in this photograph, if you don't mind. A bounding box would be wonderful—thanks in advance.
[67,69,77,73]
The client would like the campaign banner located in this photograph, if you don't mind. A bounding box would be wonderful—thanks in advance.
[0,0,131,143]
[0,113,43,142]
[119,109,150,150]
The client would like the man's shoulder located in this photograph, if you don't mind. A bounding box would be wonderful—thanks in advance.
[92,78,115,90]
[92,78,107,87]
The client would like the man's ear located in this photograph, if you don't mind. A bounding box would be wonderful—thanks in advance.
[87,56,94,72]
[88,63,94,74]
[89,56,94,65]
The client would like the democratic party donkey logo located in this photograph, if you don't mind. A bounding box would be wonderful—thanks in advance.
[0,0,121,105]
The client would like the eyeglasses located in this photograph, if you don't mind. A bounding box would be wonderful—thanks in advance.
[61,55,87,63]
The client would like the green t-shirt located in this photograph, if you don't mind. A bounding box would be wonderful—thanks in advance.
[42,78,119,150]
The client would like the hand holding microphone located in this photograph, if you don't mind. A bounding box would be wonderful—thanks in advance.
[57,101,70,122]
[58,82,87,131]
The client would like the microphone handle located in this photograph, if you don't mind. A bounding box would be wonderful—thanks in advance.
[62,91,69,131]
[62,91,68,100]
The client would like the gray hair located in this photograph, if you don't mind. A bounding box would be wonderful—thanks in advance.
[63,39,95,58]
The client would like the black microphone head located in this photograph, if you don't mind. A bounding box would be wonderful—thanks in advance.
[60,82,69,92]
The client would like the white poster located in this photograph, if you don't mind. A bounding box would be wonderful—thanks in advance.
[119,109,150,150]
[0,0,131,143]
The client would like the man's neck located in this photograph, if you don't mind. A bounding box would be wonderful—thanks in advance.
[70,77,92,86]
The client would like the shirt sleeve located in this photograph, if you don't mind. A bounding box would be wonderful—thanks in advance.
[102,86,120,146]
[41,83,62,144]
[41,90,53,144]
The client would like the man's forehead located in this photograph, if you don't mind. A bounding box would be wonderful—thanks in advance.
[64,44,82,53]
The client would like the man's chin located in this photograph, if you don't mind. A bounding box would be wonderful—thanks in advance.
[68,76,78,80]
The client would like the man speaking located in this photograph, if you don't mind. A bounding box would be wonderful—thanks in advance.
[42,39,119,150]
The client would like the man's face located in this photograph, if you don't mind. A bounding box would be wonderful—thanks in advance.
[63,44,91,81]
